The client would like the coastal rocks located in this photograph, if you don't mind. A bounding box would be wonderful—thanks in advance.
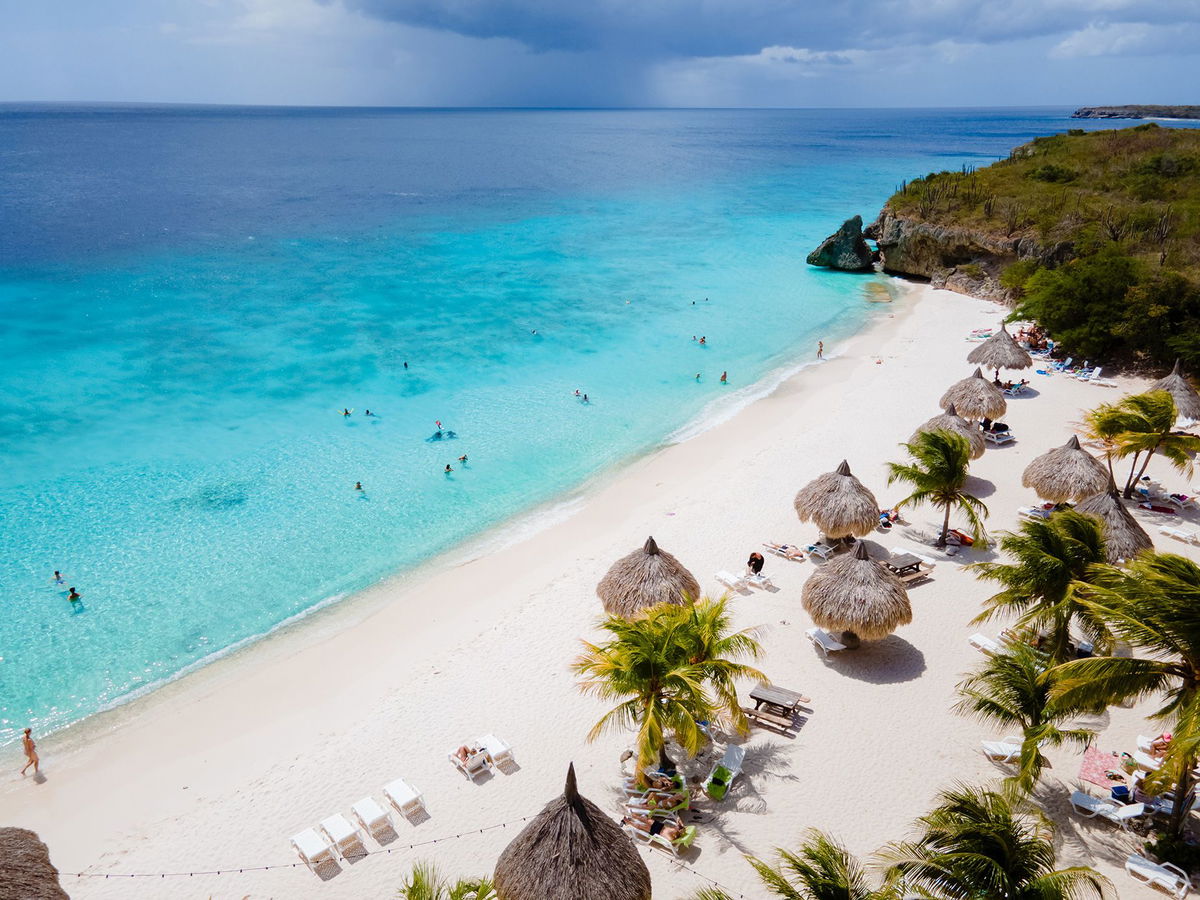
[867,208,1072,304]
[1073,105,1200,120]
[806,215,875,271]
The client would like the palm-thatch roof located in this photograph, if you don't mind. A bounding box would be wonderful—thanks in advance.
[1021,435,1110,504]
[793,460,881,540]
[911,404,985,460]
[494,764,652,900]
[0,828,69,900]
[801,542,912,643]
[1150,359,1200,423]
[939,368,1007,421]
[596,536,700,619]
[967,323,1033,372]
[1076,487,1153,564]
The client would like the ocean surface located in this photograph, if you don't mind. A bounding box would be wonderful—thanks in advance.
[0,106,1149,744]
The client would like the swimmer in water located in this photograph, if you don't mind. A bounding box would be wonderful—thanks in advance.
[404,361,408,369]
[582,394,589,403]
[699,336,706,345]
[574,389,580,397]
[52,570,65,584]
[720,371,727,384]
[355,481,363,491]
[342,408,352,417]
[445,464,453,474]
[364,409,373,417]
[695,373,701,382]
[436,420,443,430]
[531,329,538,335]
[68,587,81,603]
[458,454,468,464]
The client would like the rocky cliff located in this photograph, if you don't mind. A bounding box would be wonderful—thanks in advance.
[806,215,876,271]
[865,208,1073,302]
[1073,105,1200,120]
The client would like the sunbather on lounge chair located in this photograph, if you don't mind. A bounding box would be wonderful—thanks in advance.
[622,811,686,842]
[455,744,483,763]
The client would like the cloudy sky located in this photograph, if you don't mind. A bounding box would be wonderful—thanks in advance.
[1,0,1197,107]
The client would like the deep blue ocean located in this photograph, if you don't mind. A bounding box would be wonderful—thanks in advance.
[0,105,1148,744]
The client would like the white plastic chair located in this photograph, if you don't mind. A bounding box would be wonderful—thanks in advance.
[968,633,1002,654]
[807,627,847,657]
[291,828,335,871]
[981,737,1022,762]
[478,733,514,767]
[1070,791,1146,830]
[449,747,491,780]
[384,778,426,817]
[351,796,393,838]
[714,570,747,590]
[319,813,362,855]
[1126,853,1191,898]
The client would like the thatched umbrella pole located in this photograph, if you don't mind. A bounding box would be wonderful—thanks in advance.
[967,323,1033,380]
[1021,434,1110,504]
[1076,484,1153,564]
[596,536,700,619]
[801,542,912,648]
[794,460,881,543]
[939,368,1007,422]
[1150,359,1200,424]
[494,764,652,900]
[911,404,985,460]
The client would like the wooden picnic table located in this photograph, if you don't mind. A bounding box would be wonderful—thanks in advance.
[750,684,810,715]
[883,553,923,577]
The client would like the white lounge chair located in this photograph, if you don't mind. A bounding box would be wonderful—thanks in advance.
[807,627,847,657]
[1018,505,1053,521]
[1070,791,1147,830]
[984,430,1015,445]
[968,633,1003,654]
[703,744,746,801]
[1134,748,1162,772]
[291,827,335,871]
[1126,853,1191,898]
[478,733,514,767]
[351,796,393,838]
[1080,366,1118,387]
[747,571,774,589]
[714,570,748,591]
[449,747,492,780]
[763,541,806,561]
[981,736,1022,762]
[384,778,426,817]
[1160,525,1200,545]
[622,820,697,857]
[806,542,837,561]
[319,813,362,855]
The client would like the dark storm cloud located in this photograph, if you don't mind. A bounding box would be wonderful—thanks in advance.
[336,0,1199,56]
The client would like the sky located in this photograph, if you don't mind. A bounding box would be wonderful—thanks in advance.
[0,0,1197,107]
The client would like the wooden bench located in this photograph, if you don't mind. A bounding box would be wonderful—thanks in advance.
[742,706,794,732]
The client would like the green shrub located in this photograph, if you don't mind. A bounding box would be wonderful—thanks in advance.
[958,263,984,279]
[1000,259,1040,296]
[1029,164,1076,183]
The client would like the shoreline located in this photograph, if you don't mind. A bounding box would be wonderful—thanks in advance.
[6,279,899,762]
[3,280,1177,899]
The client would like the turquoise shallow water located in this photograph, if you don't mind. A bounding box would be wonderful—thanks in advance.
[0,106,1140,744]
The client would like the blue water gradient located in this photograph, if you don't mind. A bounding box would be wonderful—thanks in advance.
[0,107,1161,743]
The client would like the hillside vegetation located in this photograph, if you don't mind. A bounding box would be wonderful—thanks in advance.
[886,124,1200,367]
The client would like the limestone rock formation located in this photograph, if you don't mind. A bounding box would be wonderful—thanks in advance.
[806,215,875,271]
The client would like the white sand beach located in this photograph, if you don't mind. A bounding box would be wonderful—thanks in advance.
[1,283,1186,898]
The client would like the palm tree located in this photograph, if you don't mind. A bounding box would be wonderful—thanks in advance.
[688,829,891,900]
[881,785,1111,899]
[972,511,1109,664]
[887,430,988,548]
[1084,391,1200,498]
[398,861,495,900]
[1053,551,1200,835]
[954,644,1094,791]
[573,596,765,781]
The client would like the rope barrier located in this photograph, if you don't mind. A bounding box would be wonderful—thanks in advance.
[63,814,537,879]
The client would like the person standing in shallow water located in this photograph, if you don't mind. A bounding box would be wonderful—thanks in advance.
[20,728,38,776]
[720,371,727,384]
[817,341,824,359]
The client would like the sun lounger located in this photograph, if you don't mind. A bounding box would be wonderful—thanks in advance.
[1134,749,1162,772]
[384,778,426,817]
[1126,853,1191,898]
[763,541,807,561]
[623,772,683,797]
[626,791,690,816]
[1079,366,1118,386]
[981,736,1023,762]
[477,733,514,767]
[703,744,746,801]
[1169,494,1199,511]
[714,570,748,590]
[1051,357,1074,372]
[806,542,837,561]
[1018,505,1053,521]
[622,820,697,856]
[968,633,1003,654]
[1070,791,1147,830]
[984,429,1015,445]
[319,813,363,855]
[746,571,774,589]
[291,827,335,871]
[449,747,492,780]
[351,796,393,838]
[1160,525,1200,545]
[806,627,847,657]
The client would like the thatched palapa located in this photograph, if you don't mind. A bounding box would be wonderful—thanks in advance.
[1150,359,1200,423]
[801,542,912,644]
[911,404,985,460]
[494,764,652,900]
[597,536,700,619]
[0,828,69,900]
[939,368,1007,422]
[794,460,881,541]
[1021,435,1110,504]
[967,323,1033,373]
[1076,487,1153,564]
